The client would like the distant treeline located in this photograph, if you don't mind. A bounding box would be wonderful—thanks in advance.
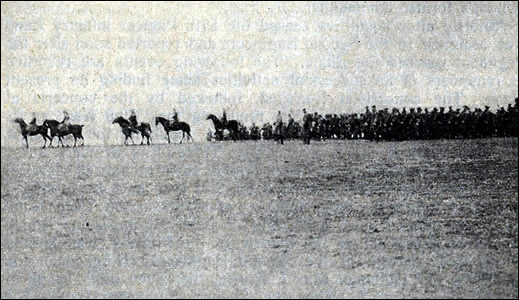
[209,99,518,141]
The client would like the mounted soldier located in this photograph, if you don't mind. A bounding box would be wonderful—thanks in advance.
[129,109,138,131]
[171,108,179,124]
[58,110,70,131]
[221,108,228,127]
[27,113,38,133]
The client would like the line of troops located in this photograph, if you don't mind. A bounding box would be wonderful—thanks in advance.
[218,98,518,142]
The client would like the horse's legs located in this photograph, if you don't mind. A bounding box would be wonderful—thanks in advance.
[140,133,144,145]
[180,131,184,144]
[24,135,29,149]
[60,136,67,147]
[124,135,128,145]
[188,132,193,143]
[130,135,135,145]
[167,132,171,144]
[41,135,47,148]
[73,136,77,147]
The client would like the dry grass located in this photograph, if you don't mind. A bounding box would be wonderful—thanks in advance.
[1,138,517,298]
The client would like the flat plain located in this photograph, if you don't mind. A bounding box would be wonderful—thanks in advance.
[1,138,518,298]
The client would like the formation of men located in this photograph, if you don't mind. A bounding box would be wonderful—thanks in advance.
[248,98,518,142]
[21,98,518,145]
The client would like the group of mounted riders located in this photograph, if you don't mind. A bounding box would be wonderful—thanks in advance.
[112,109,193,146]
[14,111,84,149]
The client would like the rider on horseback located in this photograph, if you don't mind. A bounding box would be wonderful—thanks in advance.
[27,114,38,133]
[222,108,228,127]
[171,109,179,124]
[129,109,138,131]
[58,110,70,131]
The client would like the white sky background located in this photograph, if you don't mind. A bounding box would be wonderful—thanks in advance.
[1,1,518,146]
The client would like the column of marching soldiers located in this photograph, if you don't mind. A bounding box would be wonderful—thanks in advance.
[217,98,518,142]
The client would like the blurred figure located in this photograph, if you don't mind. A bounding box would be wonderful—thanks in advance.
[302,108,312,144]
[171,108,179,124]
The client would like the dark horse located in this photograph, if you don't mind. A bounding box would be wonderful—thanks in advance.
[206,114,239,141]
[14,118,51,148]
[43,119,85,147]
[155,117,193,144]
[112,116,142,145]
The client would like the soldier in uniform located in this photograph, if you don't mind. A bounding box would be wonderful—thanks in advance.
[129,109,138,131]
[58,110,70,131]
[29,115,37,125]
[27,113,38,133]
[171,109,179,124]
[286,113,295,139]
[274,111,284,144]
[222,108,228,127]
[302,108,312,144]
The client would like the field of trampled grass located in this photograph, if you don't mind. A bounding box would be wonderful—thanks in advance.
[1,138,518,298]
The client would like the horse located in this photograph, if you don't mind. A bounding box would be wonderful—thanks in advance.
[206,114,239,141]
[43,119,85,147]
[14,118,52,148]
[112,116,140,145]
[155,117,193,144]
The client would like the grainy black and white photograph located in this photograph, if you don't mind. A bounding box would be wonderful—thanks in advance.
[1,1,518,298]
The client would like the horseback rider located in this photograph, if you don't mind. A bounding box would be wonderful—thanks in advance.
[222,108,228,127]
[171,109,179,124]
[58,110,70,131]
[30,115,37,125]
[27,114,38,133]
[129,109,138,131]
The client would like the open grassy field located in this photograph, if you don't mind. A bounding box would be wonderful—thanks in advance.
[1,138,518,298]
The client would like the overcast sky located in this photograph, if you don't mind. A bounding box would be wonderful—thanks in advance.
[1,2,518,146]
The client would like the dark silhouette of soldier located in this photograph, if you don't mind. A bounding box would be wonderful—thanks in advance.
[302,108,312,144]
[129,109,138,130]
[171,109,179,124]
